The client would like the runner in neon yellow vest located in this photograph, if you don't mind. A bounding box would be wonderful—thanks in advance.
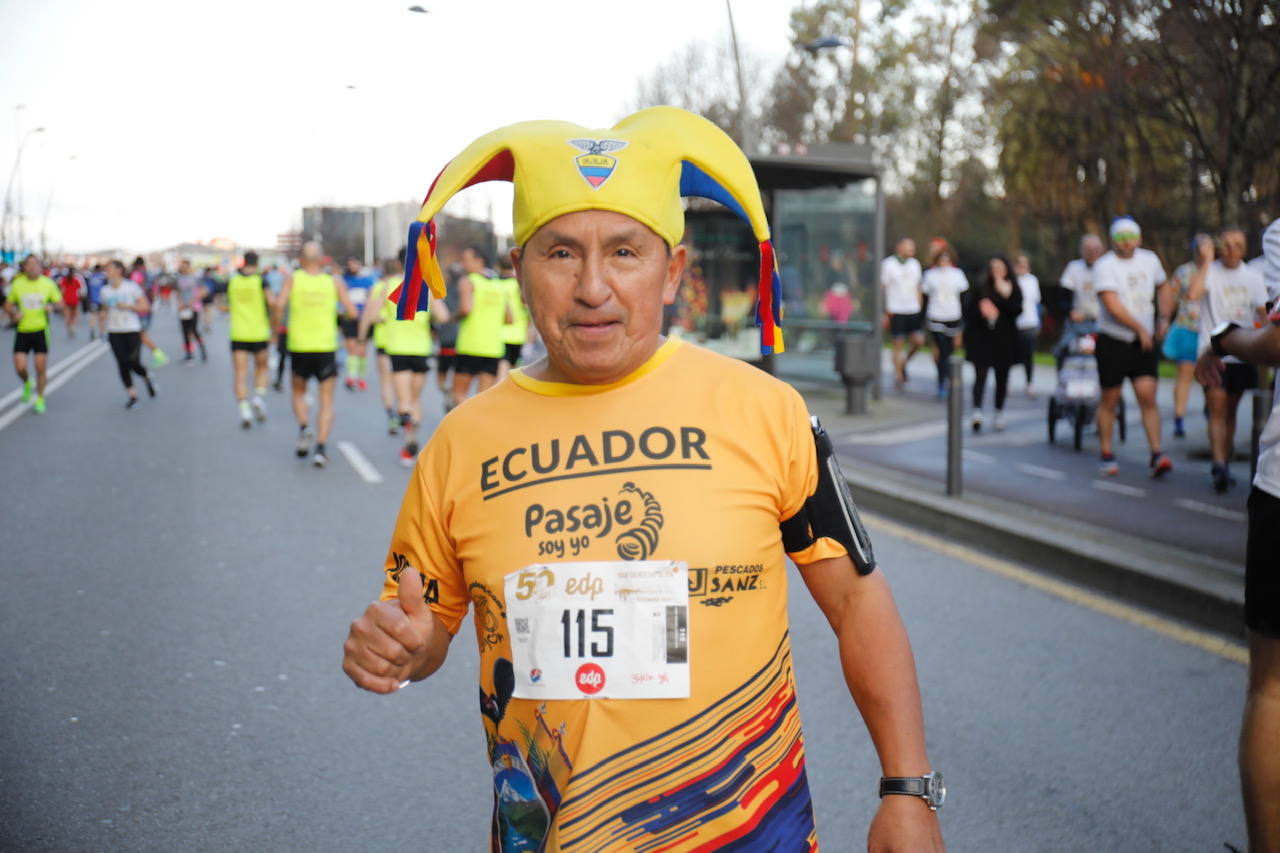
[361,259,404,437]
[360,255,449,467]
[272,241,357,468]
[223,250,276,429]
[495,255,529,380]
[451,245,511,407]
[3,254,63,413]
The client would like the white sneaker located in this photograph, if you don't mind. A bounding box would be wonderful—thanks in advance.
[971,411,984,433]
[311,449,328,468]
[994,411,1007,432]
[252,396,267,422]
[295,427,313,458]
[238,400,252,430]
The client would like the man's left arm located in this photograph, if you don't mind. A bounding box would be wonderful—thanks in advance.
[798,556,945,851]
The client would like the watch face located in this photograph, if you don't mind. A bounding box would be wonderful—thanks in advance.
[926,772,946,809]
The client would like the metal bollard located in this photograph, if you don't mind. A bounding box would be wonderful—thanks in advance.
[947,356,964,496]
[1252,369,1274,481]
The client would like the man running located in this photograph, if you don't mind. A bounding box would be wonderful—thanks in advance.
[451,246,508,406]
[225,251,275,429]
[495,255,528,379]
[341,256,374,391]
[881,236,925,390]
[343,107,945,851]
[4,254,62,414]
[1195,216,1280,853]
[58,265,85,339]
[1093,217,1175,477]
[175,258,207,362]
[359,257,435,467]
[1059,233,1105,332]
[86,263,107,340]
[1189,227,1268,492]
[274,241,357,468]
[101,259,156,408]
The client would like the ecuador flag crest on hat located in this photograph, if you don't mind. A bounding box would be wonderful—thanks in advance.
[392,106,785,354]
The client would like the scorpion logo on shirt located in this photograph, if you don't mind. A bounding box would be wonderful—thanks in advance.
[614,482,663,560]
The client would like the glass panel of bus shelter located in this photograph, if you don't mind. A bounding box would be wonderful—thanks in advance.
[668,209,762,360]
[773,179,878,356]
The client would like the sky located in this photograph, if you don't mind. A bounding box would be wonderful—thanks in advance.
[0,0,795,255]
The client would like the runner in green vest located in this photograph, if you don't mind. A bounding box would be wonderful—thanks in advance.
[223,250,276,429]
[272,241,357,468]
[360,256,438,468]
[451,245,511,407]
[495,255,529,379]
[4,254,63,414]
[364,259,403,437]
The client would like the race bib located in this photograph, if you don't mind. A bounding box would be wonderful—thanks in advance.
[21,293,44,311]
[505,560,690,700]
[178,308,194,320]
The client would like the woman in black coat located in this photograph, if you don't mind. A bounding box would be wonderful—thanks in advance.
[964,254,1023,432]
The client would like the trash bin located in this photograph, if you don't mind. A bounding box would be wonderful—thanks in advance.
[834,334,879,415]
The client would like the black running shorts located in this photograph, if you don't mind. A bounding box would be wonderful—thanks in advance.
[1247,487,1280,637]
[231,340,269,353]
[13,330,48,354]
[1095,333,1159,389]
[389,354,429,374]
[290,351,338,381]
[455,354,499,376]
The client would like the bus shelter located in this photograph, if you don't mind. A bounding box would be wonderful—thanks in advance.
[668,142,884,393]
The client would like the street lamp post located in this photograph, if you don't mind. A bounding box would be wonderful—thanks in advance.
[724,0,752,150]
[40,154,77,259]
[2,126,46,262]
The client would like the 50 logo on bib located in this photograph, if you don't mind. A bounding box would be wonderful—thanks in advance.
[505,561,690,700]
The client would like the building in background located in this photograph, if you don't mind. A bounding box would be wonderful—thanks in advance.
[301,206,370,265]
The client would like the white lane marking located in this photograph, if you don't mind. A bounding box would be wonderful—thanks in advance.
[962,449,995,464]
[843,409,1039,446]
[1091,480,1147,497]
[973,432,1042,447]
[1175,498,1247,523]
[0,342,108,433]
[863,511,1247,664]
[0,340,104,412]
[337,441,384,484]
[1017,462,1067,481]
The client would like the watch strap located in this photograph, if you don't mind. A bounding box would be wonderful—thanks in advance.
[879,776,928,798]
[1210,322,1239,358]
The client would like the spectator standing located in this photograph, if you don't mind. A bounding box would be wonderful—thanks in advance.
[922,241,968,399]
[1093,217,1174,477]
[1013,252,1041,396]
[881,237,925,391]
[1164,234,1212,438]
[964,254,1022,432]
[1191,226,1269,492]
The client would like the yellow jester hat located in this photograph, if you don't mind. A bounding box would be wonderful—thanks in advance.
[391,105,785,354]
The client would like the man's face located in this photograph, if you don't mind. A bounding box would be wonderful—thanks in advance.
[179,260,191,274]
[461,249,484,274]
[1081,238,1103,265]
[1219,231,1246,269]
[346,259,360,275]
[1112,234,1139,259]
[513,209,685,385]
[21,257,39,277]
[898,239,916,259]
[1013,256,1030,276]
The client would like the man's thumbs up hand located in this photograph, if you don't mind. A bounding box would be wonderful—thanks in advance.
[343,565,439,694]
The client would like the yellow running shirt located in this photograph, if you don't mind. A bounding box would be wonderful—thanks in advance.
[286,270,338,353]
[380,338,845,852]
[227,273,270,343]
[6,275,63,333]
[455,273,507,358]
[497,276,529,346]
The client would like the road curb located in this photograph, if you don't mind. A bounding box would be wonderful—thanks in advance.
[842,457,1246,639]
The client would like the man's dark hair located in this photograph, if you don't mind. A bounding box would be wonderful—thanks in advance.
[109,259,126,273]
[243,251,259,267]
[464,245,490,266]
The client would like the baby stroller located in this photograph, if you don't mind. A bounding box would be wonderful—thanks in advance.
[1048,330,1126,451]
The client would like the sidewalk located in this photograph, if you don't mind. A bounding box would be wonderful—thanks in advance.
[788,350,1258,638]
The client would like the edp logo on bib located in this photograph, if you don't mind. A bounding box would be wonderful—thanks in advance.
[575,663,605,695]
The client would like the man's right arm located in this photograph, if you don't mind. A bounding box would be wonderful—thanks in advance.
[343,566,453,693]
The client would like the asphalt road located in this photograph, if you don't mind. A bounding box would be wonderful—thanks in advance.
[0,311,1250,851]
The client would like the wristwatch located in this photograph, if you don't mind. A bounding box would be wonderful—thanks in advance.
[879,770,945,811]
[1210,321,1241,357]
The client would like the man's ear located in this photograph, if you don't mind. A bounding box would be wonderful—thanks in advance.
[510,246,525,300]
[662,244,687,306]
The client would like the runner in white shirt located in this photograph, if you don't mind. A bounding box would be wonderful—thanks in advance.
[880,237,924,390]
[1188,227,1269,491]
[1092,217,1175,477]
[101,259,156,408]
[1013,252,1041,396]
[921,242,967,399]
[1193,216,1280,853]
